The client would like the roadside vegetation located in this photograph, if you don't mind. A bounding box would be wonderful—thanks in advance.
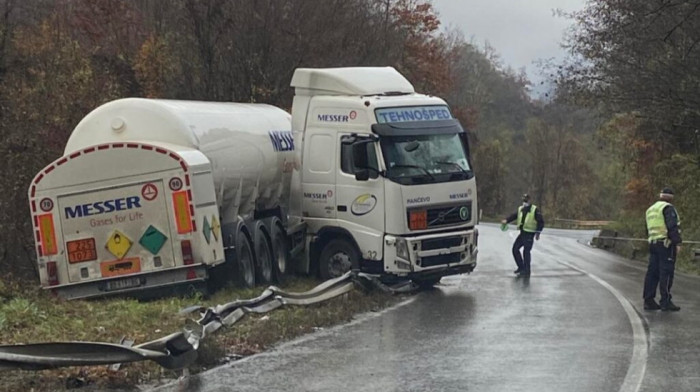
[0,276,403,391]
[553,1,700,252]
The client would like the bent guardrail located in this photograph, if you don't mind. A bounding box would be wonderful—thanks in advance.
[591,233,700,260]
[554,218,613,229]
[0,272,415,371]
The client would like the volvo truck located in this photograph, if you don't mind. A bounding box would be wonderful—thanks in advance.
[28,67,478,299]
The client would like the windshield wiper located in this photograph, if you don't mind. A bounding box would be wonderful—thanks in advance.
[434,161,472,176]
[389,164,436,181]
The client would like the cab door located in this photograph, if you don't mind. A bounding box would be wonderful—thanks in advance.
[301,130,337,220]
[335,133,385,262]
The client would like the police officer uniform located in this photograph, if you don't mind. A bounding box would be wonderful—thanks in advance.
[503,194,545,276]
[643,187,682,311]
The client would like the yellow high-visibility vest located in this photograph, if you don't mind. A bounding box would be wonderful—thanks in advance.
[646,201,680,242]
[517,205,538,233]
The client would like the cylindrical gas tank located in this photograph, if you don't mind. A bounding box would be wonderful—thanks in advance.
[66,98,296,219]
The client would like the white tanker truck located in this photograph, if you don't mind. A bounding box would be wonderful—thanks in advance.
[28,67,479,299]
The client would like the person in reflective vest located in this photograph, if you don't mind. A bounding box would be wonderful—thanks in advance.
[501,194,545,277]
[643,187,682,311]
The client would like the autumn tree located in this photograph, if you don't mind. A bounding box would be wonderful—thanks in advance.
[556,0,700,231]
[562,0,700,153]
[0,10,99,277]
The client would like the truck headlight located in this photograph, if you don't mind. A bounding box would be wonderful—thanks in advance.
[396,238,409,260]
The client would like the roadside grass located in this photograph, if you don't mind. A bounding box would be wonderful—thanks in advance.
[0,276,402,391]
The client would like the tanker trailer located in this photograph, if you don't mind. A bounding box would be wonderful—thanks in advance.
[28,99,297,299]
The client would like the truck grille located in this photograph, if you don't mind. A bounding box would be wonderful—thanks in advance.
[421,236,463,251]
[407,202,471,229]
[421,253,461,267]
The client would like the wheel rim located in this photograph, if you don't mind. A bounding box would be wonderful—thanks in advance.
[240,241,254,287]
[258,241,272,282]
[275,236,287,275]
[328,251,352,278]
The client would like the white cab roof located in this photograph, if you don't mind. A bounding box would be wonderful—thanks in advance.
[291,67,415,96]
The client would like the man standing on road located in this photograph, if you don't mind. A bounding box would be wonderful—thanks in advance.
[643,187,682,311]
[501,194,545,277]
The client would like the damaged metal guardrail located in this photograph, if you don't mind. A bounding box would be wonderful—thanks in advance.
[0,272,416,371]
[591,234,700,260]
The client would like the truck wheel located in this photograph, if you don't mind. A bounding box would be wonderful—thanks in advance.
[319,239,360,280]
[236,231,255,288]
[271,222,290,282]
[254,224,274,284]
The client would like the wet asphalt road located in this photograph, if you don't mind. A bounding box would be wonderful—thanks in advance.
[155,224,700,392]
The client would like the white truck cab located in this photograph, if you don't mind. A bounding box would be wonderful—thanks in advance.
[290,67,478,283]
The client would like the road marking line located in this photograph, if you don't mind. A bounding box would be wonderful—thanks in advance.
[168,295,419,383]
[503,225,646,391]
[558,260,647,392]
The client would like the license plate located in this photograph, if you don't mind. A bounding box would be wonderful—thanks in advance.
[105,276,143,291]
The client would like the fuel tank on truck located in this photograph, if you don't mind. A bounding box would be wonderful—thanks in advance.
[65,98,296,223]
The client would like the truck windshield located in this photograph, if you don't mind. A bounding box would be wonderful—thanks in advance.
[380,133,473,185]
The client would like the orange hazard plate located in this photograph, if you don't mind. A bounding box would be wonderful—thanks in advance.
[100,257,141,278]
[67,238,97,263]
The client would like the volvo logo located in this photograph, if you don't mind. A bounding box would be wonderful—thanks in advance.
[460,206,469,221]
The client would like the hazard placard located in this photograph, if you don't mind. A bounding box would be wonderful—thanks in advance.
[38,214,58,255]
[100,257,141,278]
[141,183,158,201]
[172,191,193,234]
[211,215,220,242]
[202,216,211,244]
[106,230,133,259]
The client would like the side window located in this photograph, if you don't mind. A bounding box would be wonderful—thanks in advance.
[341,142,379,179]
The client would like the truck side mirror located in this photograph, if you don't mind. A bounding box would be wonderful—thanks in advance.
[355,169,370,181]
[352,143,370,181]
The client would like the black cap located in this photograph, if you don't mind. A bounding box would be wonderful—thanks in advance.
[522,193,530,202]
[661,187,674,195]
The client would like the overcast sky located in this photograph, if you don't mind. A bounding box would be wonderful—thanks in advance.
[431,0,587,96]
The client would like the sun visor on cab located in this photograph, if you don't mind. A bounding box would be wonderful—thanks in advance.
[371,119,465,137]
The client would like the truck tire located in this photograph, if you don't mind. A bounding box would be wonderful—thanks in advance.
[236,230,256,288]
[270,221,290,282]
[319,239,360,280]
[254,223,274,284]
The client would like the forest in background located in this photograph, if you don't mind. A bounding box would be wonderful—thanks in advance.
[0,0,696,281]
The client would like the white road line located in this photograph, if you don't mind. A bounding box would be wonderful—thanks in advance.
[171,295,418,381]
[498,226,645,391]
[558,260,648,392]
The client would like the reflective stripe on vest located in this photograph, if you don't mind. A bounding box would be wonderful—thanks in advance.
[646,201,679,242]
[517,205,538,233]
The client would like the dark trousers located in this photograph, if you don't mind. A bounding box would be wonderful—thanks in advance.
[512,232,535,272]
[643,243,676,305]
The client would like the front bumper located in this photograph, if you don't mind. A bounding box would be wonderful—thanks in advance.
[383,228,478,277]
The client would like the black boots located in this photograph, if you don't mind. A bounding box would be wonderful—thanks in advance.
[644,299,661,310]
[661,301,681,312]
[645,299,681,311]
